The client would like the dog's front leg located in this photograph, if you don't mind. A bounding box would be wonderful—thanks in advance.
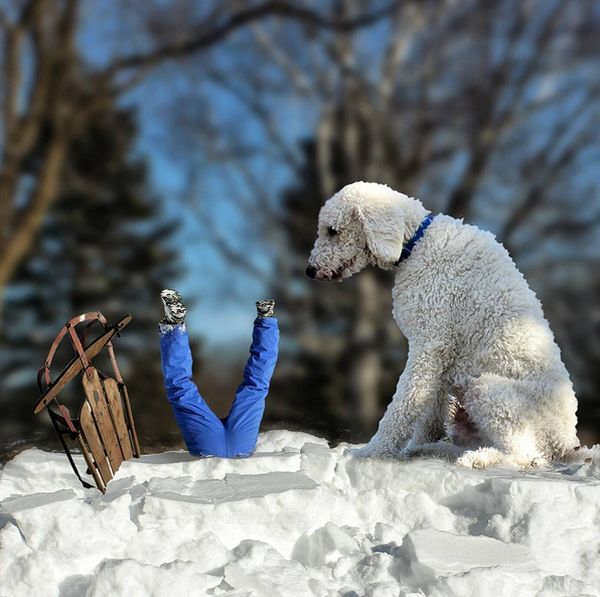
[404,387,449,451]
[353,343,447,458]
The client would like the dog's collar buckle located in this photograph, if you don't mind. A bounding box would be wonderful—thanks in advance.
[396,214,435,265]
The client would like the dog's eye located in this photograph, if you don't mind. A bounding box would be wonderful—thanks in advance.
[327,226,339,237]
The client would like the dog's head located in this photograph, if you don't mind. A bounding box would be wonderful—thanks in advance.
[306,182,412,281]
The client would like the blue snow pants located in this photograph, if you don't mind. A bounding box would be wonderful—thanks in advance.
[159,318,279,457]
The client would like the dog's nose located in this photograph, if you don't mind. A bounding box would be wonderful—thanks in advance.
[305,265,317,279]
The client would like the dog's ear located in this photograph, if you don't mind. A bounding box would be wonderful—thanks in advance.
[354,198,405,266]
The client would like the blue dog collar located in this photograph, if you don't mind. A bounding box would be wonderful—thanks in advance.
[396,214,435,265]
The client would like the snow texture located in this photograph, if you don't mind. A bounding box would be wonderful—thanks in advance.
[1,430,600,597]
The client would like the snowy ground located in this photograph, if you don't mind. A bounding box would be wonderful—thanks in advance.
[1,431,600,597]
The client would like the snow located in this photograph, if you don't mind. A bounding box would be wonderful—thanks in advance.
[1,430,600,597]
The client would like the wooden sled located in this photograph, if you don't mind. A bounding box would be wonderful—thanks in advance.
[35,312,140,492]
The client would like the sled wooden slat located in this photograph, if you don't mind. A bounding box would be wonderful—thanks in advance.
[103,377,133,461]
[77,434,106,493]
[119,383,141,457]
[80,402,112,487]
[33,315,132,415]
[82,368,123,474]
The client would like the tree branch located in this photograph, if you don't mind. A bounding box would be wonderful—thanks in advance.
[445,1,564,219]
[499,88,600,246]
[102,0,400,74]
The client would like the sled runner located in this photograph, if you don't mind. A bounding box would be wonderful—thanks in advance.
[34,312,140,492]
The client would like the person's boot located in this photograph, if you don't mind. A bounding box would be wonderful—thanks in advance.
[161,289,187,325]
[256,299,275,318]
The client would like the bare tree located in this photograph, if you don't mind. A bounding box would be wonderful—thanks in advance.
[0,0,400,314]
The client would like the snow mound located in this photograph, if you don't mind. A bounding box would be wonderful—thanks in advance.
[1,429,600,596]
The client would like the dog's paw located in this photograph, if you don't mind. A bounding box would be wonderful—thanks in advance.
[456,447,503,469]
[351,442,394,459]
[350,445,377,458]
[402,440,463,460]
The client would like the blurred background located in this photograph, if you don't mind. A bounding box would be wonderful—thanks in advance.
[1,0,599,462]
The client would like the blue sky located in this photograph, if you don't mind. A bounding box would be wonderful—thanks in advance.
[73,3,392,350]
[75,2,306,348]
[123,73,309,350]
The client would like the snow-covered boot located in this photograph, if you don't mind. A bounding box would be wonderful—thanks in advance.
[161,289,187,325]
[256,299,275,318]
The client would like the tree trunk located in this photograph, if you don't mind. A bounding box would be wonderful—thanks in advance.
[349,271,382,430]
[0,137,68,291]
[0,153,22,241]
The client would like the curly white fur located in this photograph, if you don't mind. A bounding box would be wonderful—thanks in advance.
[308,182,579,468]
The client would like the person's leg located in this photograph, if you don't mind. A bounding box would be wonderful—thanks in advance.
[224,301,279,457]
[159,290,227,457]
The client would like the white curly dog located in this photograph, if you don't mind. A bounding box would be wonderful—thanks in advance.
[306,181,579,468]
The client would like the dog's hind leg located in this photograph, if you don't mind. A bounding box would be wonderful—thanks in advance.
[459,374,545,467]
